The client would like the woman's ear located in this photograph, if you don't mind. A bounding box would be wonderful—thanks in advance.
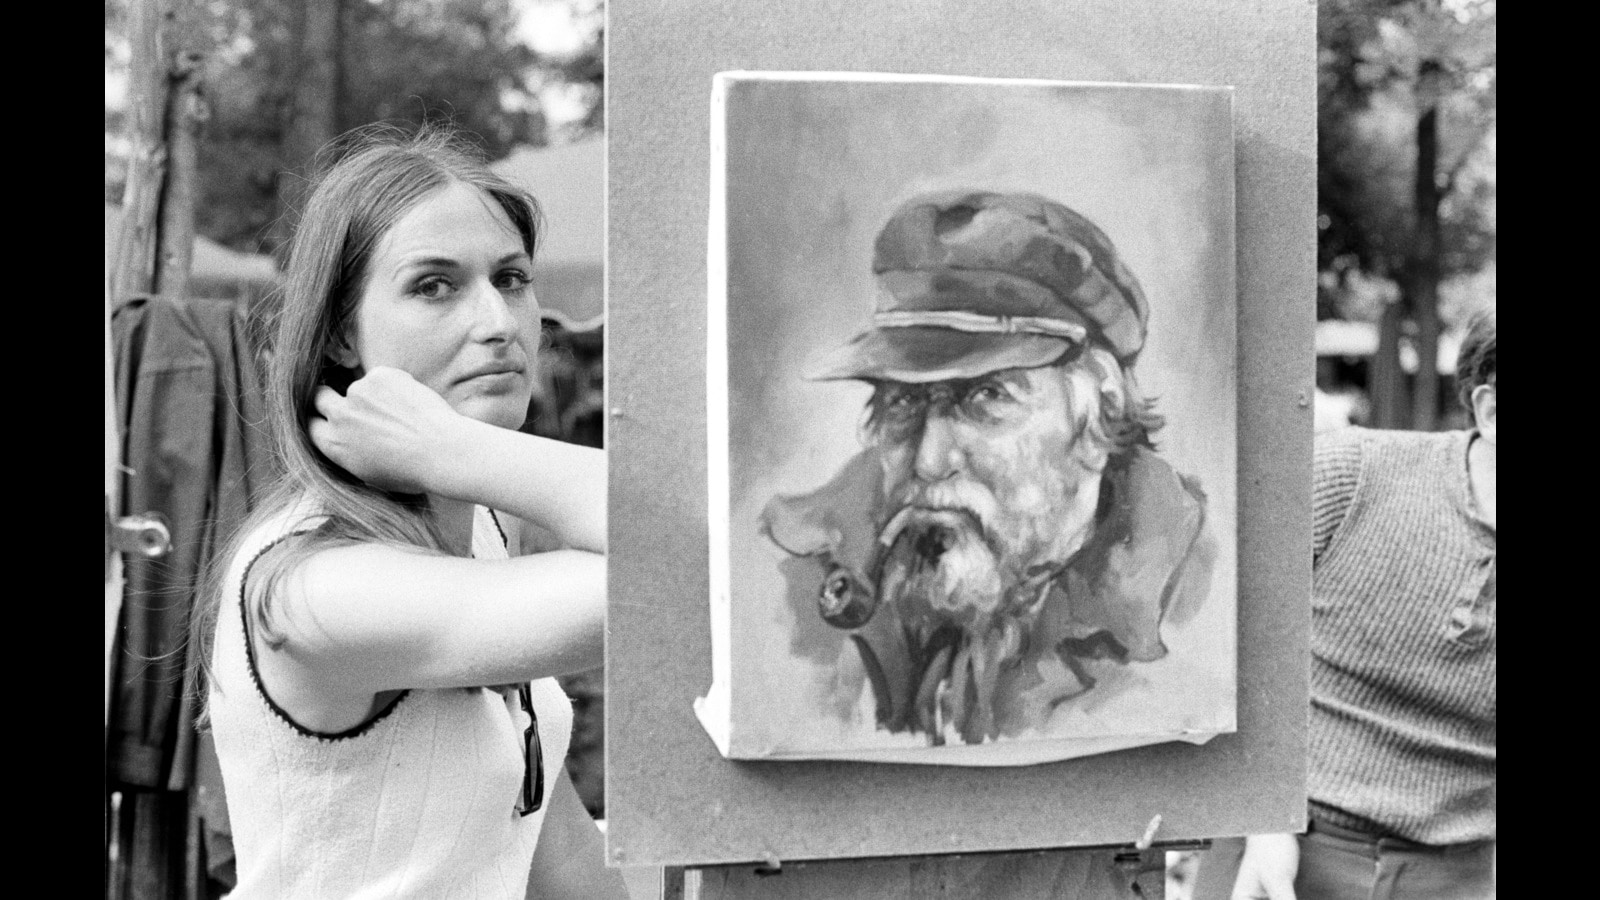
[325,336,360,370]
[1471,383,1496,445]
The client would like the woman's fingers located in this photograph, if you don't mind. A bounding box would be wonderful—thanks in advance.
[313,384,345,420]
[307,367,461,495]
[307,413,331,449]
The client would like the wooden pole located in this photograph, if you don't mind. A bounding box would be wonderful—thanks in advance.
[154,49,206,300]
[109,0,169,304]
[110,0,206,304]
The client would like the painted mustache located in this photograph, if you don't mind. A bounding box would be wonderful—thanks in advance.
[878,507,1003,620]
[814,502,992,629]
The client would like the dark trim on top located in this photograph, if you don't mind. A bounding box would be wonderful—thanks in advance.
[236,530,411,742]
[487,507,509,550]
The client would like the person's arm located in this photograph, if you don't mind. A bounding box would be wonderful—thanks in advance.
[1311,429,1361,568]
[1229,833,1299,900]
[310,367,606,552]
[263,542,605,697]
[525,769,630,900]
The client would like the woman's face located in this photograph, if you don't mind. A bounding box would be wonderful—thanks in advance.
[345,180,540,430]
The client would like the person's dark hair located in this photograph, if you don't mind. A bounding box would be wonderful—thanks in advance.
[190,124,543,717]
[1455,306,1496,411]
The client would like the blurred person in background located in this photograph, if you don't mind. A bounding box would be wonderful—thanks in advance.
[1196,306,1495,900]
[191,125,626,899]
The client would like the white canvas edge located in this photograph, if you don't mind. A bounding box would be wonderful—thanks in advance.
[715,69,1237,94]
[731,729,1224,767]
[696,73,735,757]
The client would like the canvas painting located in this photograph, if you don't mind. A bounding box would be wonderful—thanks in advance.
[700,72,1238,765]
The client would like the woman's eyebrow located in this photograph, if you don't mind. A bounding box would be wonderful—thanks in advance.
[392,249,530,278]
[395,255,463,273]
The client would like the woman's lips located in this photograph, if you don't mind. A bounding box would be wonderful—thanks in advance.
[458,363,526,385]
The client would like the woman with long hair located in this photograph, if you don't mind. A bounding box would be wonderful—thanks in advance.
[194,126,626,898]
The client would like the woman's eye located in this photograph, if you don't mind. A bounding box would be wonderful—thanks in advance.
[413,276,454,300]
[494,269,533,292]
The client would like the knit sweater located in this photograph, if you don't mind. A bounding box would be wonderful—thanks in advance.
[208,503,573,898]
[1308,427,1495,845]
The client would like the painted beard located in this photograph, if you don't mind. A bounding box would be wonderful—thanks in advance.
[877,506,1005,624]
[871,492,1045,744]
[871,457,1105,744]
[875,472,1085,629]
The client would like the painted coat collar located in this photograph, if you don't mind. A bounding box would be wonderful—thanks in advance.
[761,445,1211,744]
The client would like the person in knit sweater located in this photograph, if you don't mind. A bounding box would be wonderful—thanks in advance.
[194,127,627,899]
[1198,307,1496,900]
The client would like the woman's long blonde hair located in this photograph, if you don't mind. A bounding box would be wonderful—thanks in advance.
[190,125,542,714]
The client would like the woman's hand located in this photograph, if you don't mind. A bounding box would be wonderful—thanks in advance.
[1231,833,1299,900]
[312,365,606,551]
[310,366,463,494]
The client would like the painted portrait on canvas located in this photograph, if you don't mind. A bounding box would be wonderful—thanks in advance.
[700,73,1237,764]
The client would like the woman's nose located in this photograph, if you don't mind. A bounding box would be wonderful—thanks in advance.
[912,414,962,482]
[469,279,521,343]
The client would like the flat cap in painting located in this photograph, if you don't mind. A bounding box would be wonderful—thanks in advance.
[808,189,1150,383]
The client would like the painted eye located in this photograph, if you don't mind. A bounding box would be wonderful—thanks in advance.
[968,382,1005,404]
[818,565,878,629]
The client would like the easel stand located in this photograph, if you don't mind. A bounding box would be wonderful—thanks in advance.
[656,841,1205,899]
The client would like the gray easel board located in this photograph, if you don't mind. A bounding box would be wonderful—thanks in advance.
[606,0,1315,876]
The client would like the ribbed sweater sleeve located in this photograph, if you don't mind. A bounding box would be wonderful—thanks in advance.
[1311,429,1361,567]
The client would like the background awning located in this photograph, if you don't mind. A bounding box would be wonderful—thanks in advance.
[493,137,604,331]
[104,203,280,295]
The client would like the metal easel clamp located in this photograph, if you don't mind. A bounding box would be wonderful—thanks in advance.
[1111,817,1169,899]
[1109,814,1211,854]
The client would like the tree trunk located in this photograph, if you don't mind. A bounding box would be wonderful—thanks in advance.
[109,0,169,303]
[271,0,343,253]
[1406,63,1444,431]
[1370,300,1407,429]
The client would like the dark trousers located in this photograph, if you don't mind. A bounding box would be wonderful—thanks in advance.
[1192,819,1494,900]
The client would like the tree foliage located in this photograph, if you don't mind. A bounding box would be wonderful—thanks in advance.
[1317,0,1496,322]
[1317,0,1495,428]
[106,0,605,255]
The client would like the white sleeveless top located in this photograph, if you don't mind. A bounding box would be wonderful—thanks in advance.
[208,503,573,899]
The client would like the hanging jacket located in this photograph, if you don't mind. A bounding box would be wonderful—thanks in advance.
[108,294,274,791]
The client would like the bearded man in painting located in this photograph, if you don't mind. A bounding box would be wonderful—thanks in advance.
[761,190,1214,746]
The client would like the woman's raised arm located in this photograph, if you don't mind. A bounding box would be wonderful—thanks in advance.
[310,367,606,552]
[261,542,604,702]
